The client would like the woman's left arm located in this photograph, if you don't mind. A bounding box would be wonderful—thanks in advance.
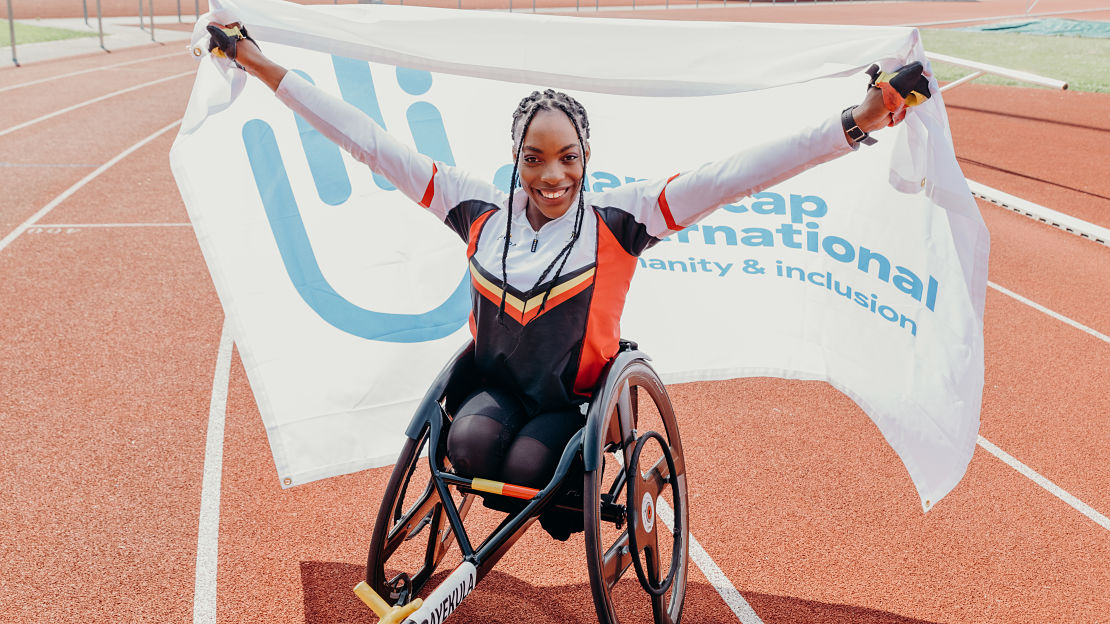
[654,86,900,233]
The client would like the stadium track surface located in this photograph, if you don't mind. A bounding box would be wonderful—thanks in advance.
[1,1,1108,622]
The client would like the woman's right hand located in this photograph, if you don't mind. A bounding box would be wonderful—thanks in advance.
[206,23,258,65]
[208,22,287,93]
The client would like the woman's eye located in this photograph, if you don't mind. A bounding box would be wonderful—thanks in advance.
[563,154,578,162]
[523,156,539,164]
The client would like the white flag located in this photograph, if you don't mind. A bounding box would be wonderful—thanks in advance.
[171,0,988,511]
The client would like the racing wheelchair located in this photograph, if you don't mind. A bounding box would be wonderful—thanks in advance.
[354,340,690,624]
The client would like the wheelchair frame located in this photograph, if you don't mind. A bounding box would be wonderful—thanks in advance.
[358,340,689,624]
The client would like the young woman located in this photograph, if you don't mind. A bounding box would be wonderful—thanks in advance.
[209,24,906,537]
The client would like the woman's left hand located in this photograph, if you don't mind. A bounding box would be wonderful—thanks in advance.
[853,85,906,134]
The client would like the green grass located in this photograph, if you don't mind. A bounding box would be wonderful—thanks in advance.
[0,19,97,47]
[920,28,1110,93]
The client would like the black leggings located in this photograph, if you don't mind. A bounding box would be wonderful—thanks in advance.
[446,387,583,489]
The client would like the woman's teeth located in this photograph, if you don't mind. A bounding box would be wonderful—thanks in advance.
[539,188,567,200]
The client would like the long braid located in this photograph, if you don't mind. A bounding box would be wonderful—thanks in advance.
[502,89,592,321]
[498,94,544,324]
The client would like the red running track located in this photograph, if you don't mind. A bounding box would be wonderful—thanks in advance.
[1,3,1108,623]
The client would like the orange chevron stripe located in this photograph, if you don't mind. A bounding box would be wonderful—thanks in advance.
[470,261,595,325]
[520,272,594,324]
[658,173,681,231]
[472,276,525,325]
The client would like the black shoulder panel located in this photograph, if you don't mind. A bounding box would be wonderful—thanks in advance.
[444,200,500,243]
[594,205,662,256]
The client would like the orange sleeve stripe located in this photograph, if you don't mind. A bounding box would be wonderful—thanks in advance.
[419,162,438,209]
[658,173,681,232]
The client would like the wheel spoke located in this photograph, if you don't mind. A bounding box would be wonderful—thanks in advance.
[433,492,472,562]
[601,531,633,590]
[639,519,662,570]
[646,460,668,497]
[393,479,434,523]
[606,461,627,500]
[384,485,439,549]
[645,542,670,622]
[651,588,671,624]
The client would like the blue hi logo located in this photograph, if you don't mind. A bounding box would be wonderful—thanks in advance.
[240,56,469,343]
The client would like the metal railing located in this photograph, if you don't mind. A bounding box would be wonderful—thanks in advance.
[925,51,1069,92]
[921,51,1075,242]
[7,0,210,65]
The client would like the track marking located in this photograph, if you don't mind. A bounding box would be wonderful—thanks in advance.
[988,281,1110,345]
[977,436,1110,532]
[0,162,99,168]
[0,52,183,94]
[0,71,193,139]
[0,119,182,254]
[982,285,1110,530]
[38,222,193,228]
[658,502,764,624]
[970,180,1110,247]
[904,7,1110,28]
[193,321,233,624]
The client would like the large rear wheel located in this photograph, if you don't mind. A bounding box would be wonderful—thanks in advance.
[584,360,689,624]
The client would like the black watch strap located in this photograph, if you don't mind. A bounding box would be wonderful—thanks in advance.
[842,106,877,146]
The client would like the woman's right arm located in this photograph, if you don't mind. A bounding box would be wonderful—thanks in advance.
[235,41,288,93]
[229,32,502,224]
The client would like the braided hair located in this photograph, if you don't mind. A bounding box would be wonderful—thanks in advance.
[499,89,591,324]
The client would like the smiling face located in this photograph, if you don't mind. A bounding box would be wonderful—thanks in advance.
[513,109,590,229]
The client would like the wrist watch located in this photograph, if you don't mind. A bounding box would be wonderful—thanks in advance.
[842,106,877,146]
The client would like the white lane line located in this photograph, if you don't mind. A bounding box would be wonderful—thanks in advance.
[985,284,1110,530]
[658,502,764,624]
[970,180,1110,247]
[978,436,1110,532]
[904,7,1110,27]
[0,119,182,254]
[36,222,193,228]
[193,321,234,624]
[0,162,99,168]
[0,52,183,94]
[0,71,193,139]
[988,281,1110,345]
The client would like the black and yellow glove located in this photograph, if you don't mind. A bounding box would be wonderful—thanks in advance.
[206,24,258,70]
[866,61,932,125]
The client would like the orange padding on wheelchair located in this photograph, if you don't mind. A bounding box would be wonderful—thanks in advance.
[470,478,539,500]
